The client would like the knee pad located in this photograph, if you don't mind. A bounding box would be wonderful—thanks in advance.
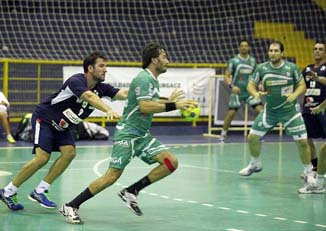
[164,158,176,173]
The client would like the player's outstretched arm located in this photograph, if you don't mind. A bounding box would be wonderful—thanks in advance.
[81,90,119,120]
[113,89,128,100]
[139,99,197,114]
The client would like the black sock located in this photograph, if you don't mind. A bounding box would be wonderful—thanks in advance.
[66,187,94,208]
[311,158,318,169]
[126,176,151,195]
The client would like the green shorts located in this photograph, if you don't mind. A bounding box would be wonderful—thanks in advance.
[250,109,307,140]
[228,93,261,109]
[109,132,169,169]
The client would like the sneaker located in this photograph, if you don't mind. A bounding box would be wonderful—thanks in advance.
[239,162,263,176]
[28,190,56,209]
[300,170,317,179]
[0,188,24,210]
[6,134,16,144]
[118,189,143,216]
[59,204,83,224]
[218,135,225,143]
[298,182,326,194]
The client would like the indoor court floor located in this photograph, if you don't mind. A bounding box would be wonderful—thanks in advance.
[0,134,325,231]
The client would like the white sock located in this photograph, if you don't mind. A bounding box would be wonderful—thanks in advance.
[221,130,227,137]
[35,180,50,194]
[4,182,18,197]
[315,175,324,187]
[303,164,313,175]
[250,157,261,165]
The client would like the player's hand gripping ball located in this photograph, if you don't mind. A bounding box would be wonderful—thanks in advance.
[180,105,201,122]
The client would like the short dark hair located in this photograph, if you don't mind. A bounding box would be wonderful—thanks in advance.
[83,51,107,73]
[269,41,284,52]
[142,42,166,69]
[314,41,326,49]
[239,39,250,46]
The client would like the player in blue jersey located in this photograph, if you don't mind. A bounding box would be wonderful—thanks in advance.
[0,51,128,210]
[300,42,326,175]
[59,42,197,224]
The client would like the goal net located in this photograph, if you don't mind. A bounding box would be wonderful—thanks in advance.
[0,0,324,63]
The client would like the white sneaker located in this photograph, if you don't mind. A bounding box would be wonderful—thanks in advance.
[239,162,263,176]
[118,189,143,216]
[298,180,326,194]
[59,204,83,224]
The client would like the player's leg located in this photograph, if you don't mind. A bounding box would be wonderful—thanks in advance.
[0,114,54,210]
[239,110,274,176]
[28,128,76,209]
[220,93,240,140]
[119,134,176,216]
[0,147,50,210]
[60,139,130,224]
[0,106,15,143]
[60,167,123,224]
[284,112,313,178]
[298,142,326,194]
[302,113,320,171]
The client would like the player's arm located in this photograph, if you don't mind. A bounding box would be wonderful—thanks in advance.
[285,78,306,103]
[80,90,119,120]
[138,99,197,114]
[307,71,326,85]
[311,99,326,115]
[158,89,185,103]
[113,88,128,100]
[224,70,232,87]
[247,80,267,100]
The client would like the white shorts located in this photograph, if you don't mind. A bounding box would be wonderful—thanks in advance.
[0,105,8,117]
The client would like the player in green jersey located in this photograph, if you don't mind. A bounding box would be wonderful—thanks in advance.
[238,41,313,184]
[59,42,197,224]
[220,40,263,141]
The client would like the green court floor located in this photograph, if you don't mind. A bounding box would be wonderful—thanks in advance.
[0,141,325,231]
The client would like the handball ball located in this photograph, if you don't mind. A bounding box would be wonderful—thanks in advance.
[180,105,201,122]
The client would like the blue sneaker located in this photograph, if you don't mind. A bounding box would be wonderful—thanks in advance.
[28,190,57,209]
[0,188,24,211]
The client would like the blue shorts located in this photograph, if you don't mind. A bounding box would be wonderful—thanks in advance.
[31,113,75,154]
[302,113,326,139]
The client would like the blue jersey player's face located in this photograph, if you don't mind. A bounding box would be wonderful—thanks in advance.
[92,58,107,83]
[313,43,325,62]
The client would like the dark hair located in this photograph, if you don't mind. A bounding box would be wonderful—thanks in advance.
[83,51,107,73]
[269,41,284,52]
[239,39,250,46]
[142,42,166,69]
[314,41,326,49]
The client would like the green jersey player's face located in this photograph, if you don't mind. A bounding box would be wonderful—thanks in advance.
[156,49,170,74]
[92,58,107,82]
[268,44,283,65]
[239,41,250,56]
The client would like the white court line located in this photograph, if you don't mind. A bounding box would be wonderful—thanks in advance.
[226,229,244,231]
[92,157,326,230]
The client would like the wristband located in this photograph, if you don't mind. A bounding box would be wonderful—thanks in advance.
[165,102,177,112]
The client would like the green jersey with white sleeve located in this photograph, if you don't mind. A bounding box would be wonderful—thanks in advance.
[251,60,302,114]
[227,54,256,97]
[116,69,160,135]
